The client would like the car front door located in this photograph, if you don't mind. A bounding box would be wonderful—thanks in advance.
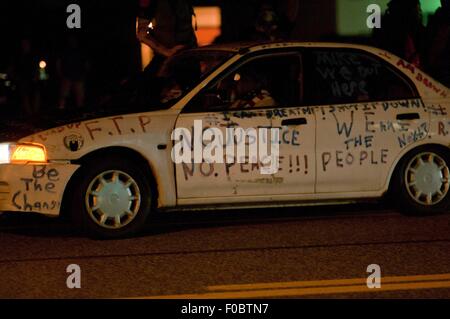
[174,52,316,201]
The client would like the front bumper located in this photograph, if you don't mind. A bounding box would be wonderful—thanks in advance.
[0,163,80,216]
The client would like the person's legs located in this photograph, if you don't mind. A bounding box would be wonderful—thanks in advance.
[31,85,40,116]
[19,82,32,118]
[58,78,71,110]
[73,81,85,108]
[22,94,31,117]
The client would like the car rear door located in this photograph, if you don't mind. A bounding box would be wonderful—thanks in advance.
[306,48,427,194]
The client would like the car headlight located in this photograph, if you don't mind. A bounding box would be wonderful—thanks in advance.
[0,143,47,164]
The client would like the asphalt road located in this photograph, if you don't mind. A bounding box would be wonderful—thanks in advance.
[0,204,449,299]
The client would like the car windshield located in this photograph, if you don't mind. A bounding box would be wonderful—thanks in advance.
[100,50,234,111]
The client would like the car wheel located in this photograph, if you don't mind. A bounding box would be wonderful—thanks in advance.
[393,147,450,216]
[71,156,152,239]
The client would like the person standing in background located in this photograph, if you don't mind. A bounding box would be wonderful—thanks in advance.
[272,0,299,40]
[425,0,450,87]
[12,38,40,118]
[373,0,425,67]
[56,35,89,110]
[136,0,197,75]
[254,3,281,41]
[252,0,300,41]
[219,0,299,43]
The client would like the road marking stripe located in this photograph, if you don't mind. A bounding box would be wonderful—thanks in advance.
[207,273,450,291]
[131,274,450,299]
[140,280,450,299]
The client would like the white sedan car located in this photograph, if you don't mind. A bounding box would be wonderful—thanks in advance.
[1,42,449,238]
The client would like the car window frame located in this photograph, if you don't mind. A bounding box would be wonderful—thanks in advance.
[147,49,235,109]
[181,49,305,114]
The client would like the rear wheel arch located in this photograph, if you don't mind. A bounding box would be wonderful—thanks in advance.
[387,143,450,215]
[388,143,450,194]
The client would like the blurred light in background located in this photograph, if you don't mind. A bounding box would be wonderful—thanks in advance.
[194,6,221,46]
[38,60,49,80]
[420,0,442,23]
[337,0,441,36]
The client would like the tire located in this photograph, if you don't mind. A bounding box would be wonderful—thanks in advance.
[392,146,450,216]
[70,155,153,239]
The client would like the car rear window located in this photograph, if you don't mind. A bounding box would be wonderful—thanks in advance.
[306,49,418,105]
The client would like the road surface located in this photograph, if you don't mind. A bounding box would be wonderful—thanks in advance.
[0,204,449,298]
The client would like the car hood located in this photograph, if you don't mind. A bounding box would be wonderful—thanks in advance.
[1,107,178,161]
[0,105,166,143]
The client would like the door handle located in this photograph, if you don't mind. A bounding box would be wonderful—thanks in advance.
[281,118,308,126]
[397,113,420,120]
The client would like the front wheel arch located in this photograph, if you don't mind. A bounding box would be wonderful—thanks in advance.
[60,147,158,222]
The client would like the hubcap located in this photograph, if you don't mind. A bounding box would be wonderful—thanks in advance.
[85,170,141,229]
[405,152,449,206]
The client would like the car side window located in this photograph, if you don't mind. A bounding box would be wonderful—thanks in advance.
[306,49,418,105]
[183,53,303,113]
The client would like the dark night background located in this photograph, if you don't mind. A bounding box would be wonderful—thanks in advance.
[0,0,446,119]
[0,0,143,102]
[0,0,336,108]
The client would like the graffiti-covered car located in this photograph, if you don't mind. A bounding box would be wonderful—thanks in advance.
[1,42,449,238]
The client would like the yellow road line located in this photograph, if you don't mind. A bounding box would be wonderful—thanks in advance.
[208,273,450,292]
[132,273,450,299]
[143,280,450,299]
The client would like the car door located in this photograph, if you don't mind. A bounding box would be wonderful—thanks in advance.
[306,48,427,193]
[174,51,316,200]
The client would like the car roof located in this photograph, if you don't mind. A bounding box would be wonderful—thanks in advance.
[191,41,383,55]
